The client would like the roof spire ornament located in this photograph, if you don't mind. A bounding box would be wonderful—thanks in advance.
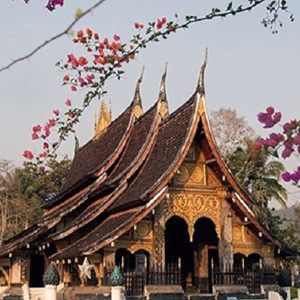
[196,48,208,115]
[74,135,80,153]
[158,63,169,118]
[132,66,144,118]
[93,98,112,140]
[197,48,208,96]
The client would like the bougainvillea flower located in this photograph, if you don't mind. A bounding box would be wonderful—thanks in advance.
[282,171,291,182]
[65,98,72,106]
[43,125,51,138]
[46,0,64,11]
[78,56,88,66]
[32,124,42,132]
[32,132,39,140]
[113,34,120,41]
[53,109,60,116]
[48,118,56,127]
[43,142,49,149]
[39,152,48,158]
[63,75,70,82]
[23,150,34,160]
[266,106,274,114]
[111,42,121,51]
[134,22,144,29]
[282,147,293,159]
[85,74,95,84]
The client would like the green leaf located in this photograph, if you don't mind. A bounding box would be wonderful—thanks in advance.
[74,7,83,19]
[226,2,233,11]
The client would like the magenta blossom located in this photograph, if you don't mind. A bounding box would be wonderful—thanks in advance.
[257,106,282,128]
[46,0,64,11]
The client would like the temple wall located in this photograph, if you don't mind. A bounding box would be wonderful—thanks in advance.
[231,212,275,263]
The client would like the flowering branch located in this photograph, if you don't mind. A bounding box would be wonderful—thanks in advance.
[0,0,108,73]
[255,107,300,186]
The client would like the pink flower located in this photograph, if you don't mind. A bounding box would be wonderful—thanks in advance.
[32,132,39,140]
[134,22,144,29]
[23,150,34,160]
[282,171,291,182]
[39,152,48,158]
[156,17,167,29]
[53,109,60,116]
[111,41,121,51]
[294,134,300,145]
[266,106,274,115]
[43,142,49,149]
[67,54,78,68]
[86,74,95,84]
[43,125,51,138]
[113,34,120,41]
[282,147,293,159]
[46,0,64,11]
[32,125,42,132]
[78,76,85,86]
[48,118,56,127]
[39,166,46,174]
[71,86,77,92]
[78,56,88,66]
[273,112,282,123]
[65,98,72,106]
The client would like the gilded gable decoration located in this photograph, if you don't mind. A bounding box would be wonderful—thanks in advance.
[164,192,221,240]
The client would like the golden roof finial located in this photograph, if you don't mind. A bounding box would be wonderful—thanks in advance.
[197,48,208,95]
[158,63,169,118]
[132,66,144,118]
[94,98,112,140]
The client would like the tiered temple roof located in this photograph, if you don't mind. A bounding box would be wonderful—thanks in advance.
[0,58,295,260]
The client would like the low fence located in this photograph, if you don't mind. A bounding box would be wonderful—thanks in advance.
[104,265,278,295]
[212,266,278,294]
[104,264,181,295]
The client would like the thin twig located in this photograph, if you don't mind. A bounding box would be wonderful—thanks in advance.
[0,0,108,73]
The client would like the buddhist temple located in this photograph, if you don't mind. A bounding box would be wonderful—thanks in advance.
[0,56,295,298]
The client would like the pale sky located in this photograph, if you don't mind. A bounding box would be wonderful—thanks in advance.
[0,0,299,205]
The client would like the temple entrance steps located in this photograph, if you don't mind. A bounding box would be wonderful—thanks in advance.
[29,287,44,300]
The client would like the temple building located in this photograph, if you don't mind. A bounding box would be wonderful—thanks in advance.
[0,57,295,297]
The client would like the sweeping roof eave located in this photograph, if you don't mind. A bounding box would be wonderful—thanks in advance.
[50,187,168,260]
[44,104,136,210]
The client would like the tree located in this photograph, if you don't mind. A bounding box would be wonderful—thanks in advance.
[227,138,287,226]
[18,156,71,205]
[210,107,254,161]
[0,160,33,245]
[0,156,71,245]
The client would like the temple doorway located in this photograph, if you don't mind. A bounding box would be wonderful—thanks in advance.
[165,216,192,288]
[29,253,45,287]
[115,248,150,272]
[193,217,218,293]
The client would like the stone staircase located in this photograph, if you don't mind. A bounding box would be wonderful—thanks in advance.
[29,288,44,300]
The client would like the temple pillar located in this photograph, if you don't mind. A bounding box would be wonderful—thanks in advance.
[98,252,104,286]
[11,255,22,285]
[218,194,233,269]
[152,204,165,268]
[62,263,71,286]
